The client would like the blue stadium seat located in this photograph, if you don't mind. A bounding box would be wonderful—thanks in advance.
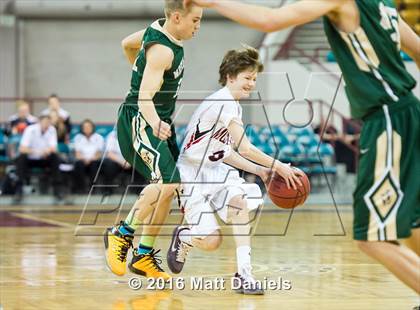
[245,124,259,136]
[271,125,282,135]
[258,126,271,142]
[318,143,335,157]
[311,164,337,175]
[57,142,70,154]
[288,126,314,137]
[308,143,334,157]
[0,130,8,163]
[248,134,261,145]
[272,135,290,147]
[70,124,114,141]
[258,125,291,147]
[245,125,261,144]
[296,135,319,149]
[70,126,80,141]
[0,130,6,157]
[96,125,114,138]
[279,143,304,160]
[296,166,311,174]
[260,142,275,156]
[271,126,290,147]
[308,143,336,176]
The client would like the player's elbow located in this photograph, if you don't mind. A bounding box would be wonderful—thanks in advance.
[121,37,133,51]
[258,10,283,33]
[260,20,277,33]
[121,38,127,48]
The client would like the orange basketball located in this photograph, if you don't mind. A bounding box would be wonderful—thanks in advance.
[266,168,310,209]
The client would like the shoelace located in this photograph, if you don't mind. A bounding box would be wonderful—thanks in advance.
[176,242,192,263]
[114,236,132,262]
[143,249,165,272]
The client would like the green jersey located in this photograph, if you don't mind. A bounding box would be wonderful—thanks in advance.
[323,0,417,119]
[124,19,185,121]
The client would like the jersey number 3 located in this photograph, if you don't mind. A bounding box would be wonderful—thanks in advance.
[209,150,225,162]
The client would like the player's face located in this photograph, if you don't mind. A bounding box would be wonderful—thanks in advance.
[229,70,258,100]
[177,6,203,40]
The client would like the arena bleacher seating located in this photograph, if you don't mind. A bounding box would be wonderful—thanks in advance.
[1,122,337,193]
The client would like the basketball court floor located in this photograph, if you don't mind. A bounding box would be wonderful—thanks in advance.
[0,202,418,310]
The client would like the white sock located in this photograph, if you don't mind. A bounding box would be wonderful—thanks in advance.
[179,228,192,245]
[236,245,251,274]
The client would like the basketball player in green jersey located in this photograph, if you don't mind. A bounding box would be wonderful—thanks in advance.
[186,0,420,293]
[104,0,202,279]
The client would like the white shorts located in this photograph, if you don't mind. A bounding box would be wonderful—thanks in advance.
[178,162,264,237]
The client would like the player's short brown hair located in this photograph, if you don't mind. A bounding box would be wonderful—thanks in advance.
[164,0,190,17]
[219,45,264,86]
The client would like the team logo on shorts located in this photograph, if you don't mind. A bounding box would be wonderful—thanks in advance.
[140,150,153,167]
[367,172,401,220]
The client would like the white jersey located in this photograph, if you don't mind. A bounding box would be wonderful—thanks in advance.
[177,88,264,236]
[178,87,243,169]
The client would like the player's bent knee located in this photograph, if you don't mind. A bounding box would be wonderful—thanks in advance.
[154,183,179,199]
[355,240,381,255]
[355,240,370,252]
[229,195,247,207]
[164,183,179,193]
[356,240,399,254]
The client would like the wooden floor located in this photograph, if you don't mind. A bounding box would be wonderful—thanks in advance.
[0,202,418,310]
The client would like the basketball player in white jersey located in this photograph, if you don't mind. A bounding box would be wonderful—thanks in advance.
[167,46,303,294]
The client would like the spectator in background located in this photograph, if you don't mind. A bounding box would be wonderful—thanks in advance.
[41,94,72,134]
[101,130,145,196]
[339,120,360,173]
[73,119,104,193]
[313,120,338,144]
[5,100,38,159]
[14,115,61,203]
[49,110,69,144]
[314,120,359,173]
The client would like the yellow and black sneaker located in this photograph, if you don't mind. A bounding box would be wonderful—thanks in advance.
[104,223,134,276]
[129,249,171,280]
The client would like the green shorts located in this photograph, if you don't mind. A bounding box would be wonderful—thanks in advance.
[353,93,420,241]
[116,104,180,184]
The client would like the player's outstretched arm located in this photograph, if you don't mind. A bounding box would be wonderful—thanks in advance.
[399,18,420,69]
[224,150,270,182]
[227,120,302,189]
[186,0,342,33]
[138,44,174,140]
[122,29,146,65]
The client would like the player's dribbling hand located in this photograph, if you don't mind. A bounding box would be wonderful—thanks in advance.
[274,162,303,190]
[184,0,214,8]
[152,120,172,141]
